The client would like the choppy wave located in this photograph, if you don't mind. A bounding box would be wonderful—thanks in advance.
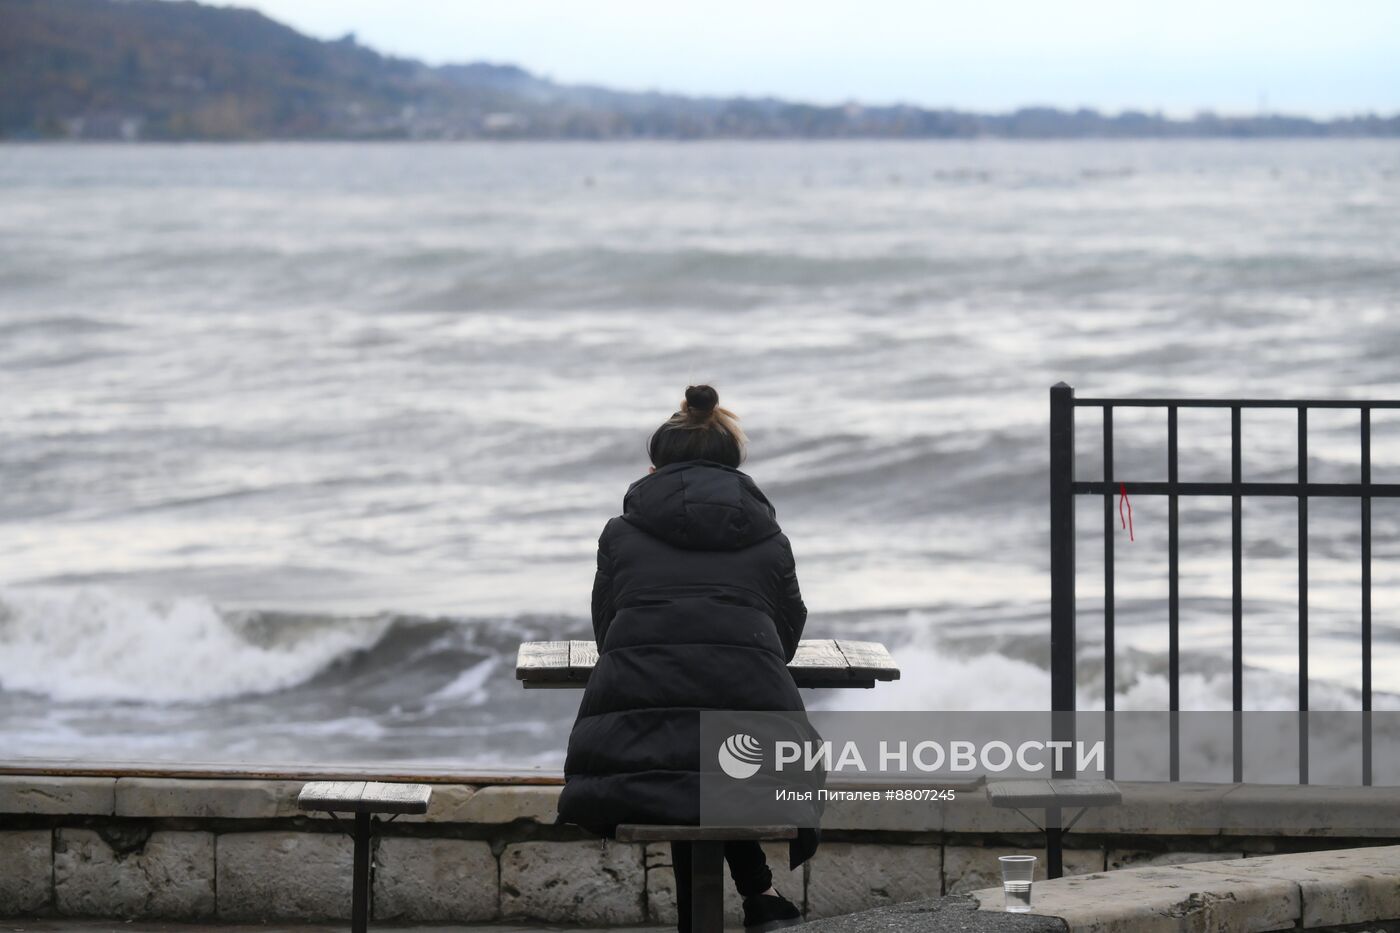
[0,587,1393,766]
[0,587,393,703]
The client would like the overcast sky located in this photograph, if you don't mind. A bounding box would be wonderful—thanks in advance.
[245,1,1400,117]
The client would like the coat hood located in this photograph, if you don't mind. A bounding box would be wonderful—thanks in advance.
[621,460,781,551]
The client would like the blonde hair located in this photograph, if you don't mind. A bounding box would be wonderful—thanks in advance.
[648,385,748,467]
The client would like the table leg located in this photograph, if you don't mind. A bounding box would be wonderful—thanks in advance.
[352,812,371,933]
[690,839,724,933]
[1045,806,1063,880]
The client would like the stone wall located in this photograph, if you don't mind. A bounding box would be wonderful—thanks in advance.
[1,774,1396,924]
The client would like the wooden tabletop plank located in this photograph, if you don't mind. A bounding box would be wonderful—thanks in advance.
[516,641,571,682]
[1048,778,1122,806]
[569,640,599,679]
[298,780,365,810]
[787,639,846,670]
[986,778,1121,809]
[835,640,901,681]
[516,638,899,689]
[298,780,433,814]
[360,781,433,814]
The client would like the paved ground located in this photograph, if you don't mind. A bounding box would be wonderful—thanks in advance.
[2,896,1058,930]
[3,923,671,933]
[793,896,1065,933]
[3,898,1063,933]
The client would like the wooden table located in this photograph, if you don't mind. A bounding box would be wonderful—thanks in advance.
[516,638,900,688]
[297,781,432,933]
[985,778,1122,880]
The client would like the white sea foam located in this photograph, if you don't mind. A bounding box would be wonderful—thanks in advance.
[0,586,390,703]
[825,612,1395,715]
[426,657,499,706]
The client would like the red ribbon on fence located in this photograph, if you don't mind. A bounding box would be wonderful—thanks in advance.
[1119,482,1134,542]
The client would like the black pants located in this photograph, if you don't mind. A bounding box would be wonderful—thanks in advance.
[671,840,772,928]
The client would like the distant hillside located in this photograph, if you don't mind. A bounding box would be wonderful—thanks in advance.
[2,0,1397,140]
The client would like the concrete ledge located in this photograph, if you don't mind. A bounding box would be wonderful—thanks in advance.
[111,777,485,823]
[825,780,1400,838]
[398,783,479,823]
[1186,847,1400,928]
[461,785,559,824]
[0,776,114,816]
[1068,781,1237,836]
[1217,783,1400,836]
[5,771,1400,927]
[115,777,303,819]
[970,845,1400,932]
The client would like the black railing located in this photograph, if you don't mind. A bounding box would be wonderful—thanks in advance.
[1049,382,1396,788]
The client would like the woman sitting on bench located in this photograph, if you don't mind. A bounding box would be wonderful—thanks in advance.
[558,385,815,932]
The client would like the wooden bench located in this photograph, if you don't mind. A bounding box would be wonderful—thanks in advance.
[618,824,798,933]
[517,638,900,689]
[297,780,432,933]
[985,778,1121,879]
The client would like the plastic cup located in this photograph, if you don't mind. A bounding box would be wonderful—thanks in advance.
[999,854,1037,912]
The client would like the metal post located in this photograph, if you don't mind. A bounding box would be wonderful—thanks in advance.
[1045,821,1063,880]
[1050,383,1077,718]
[1048,383,1076,880]
[1298,407,1309,785]
[691,840,725,933]
[352,812,372,933]
[1231,406,1243,783]
[1168,406,1180,782]
[1102,407,1115,781]
[1361,407,1372,786]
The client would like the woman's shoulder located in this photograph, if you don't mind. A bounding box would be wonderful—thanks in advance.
[598,514,637,545]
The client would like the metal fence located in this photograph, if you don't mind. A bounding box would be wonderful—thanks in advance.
[1049,382,1398,787]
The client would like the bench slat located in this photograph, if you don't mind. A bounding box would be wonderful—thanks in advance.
[298,780,431,814]
[616,824,798,842]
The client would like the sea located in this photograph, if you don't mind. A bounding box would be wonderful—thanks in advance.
[1,139,1398,770]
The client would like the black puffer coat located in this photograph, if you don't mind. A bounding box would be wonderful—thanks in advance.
[558,459,820,867]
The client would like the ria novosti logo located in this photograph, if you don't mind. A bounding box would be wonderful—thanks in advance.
[717,734,1107,777]
[717,733,764,779]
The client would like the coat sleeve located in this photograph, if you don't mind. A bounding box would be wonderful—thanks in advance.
[591,522,618,647]
[773,533,808,662]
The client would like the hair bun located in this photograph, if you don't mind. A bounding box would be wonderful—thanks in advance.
[683,384,719,415]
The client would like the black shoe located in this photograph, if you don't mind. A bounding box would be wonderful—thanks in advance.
[743,892,803,931]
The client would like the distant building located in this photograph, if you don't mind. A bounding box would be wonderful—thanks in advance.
[64,113,145,141]
[483,112,527,133]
